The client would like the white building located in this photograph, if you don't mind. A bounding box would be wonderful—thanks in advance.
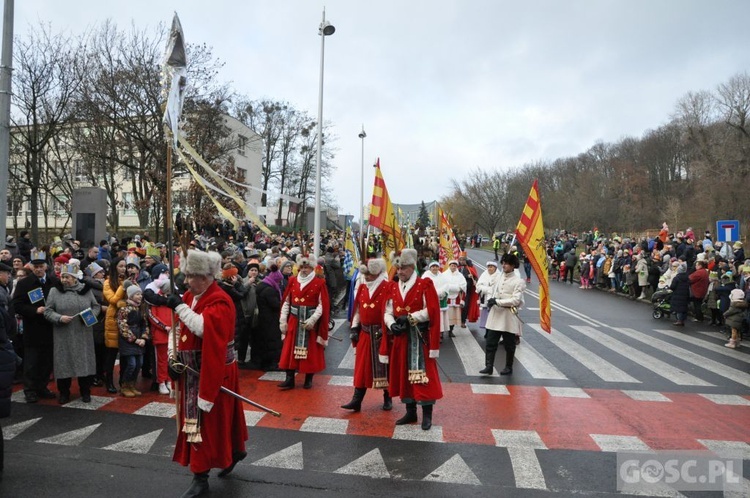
[6,114,262,234]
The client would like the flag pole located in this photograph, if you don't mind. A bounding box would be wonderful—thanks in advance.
[165,137,181,433]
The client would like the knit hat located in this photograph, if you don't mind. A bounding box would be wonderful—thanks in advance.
[86,262,105,277]
[150,263,169,280]
[127,284,142,299]
[729,289,745,301]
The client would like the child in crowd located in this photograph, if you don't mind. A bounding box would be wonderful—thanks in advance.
[706,271,721,326]
[723,288,746,349]
[117,281,150,397]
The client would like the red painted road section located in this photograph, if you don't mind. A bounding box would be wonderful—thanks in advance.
[15,372,750,451]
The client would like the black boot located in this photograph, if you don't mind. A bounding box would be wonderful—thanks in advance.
[382,390,393,411]
[341,388,366,411]
[479,350,496,375]
[106,378,117,394]
[500,349,514,375]
[278,370,295,390]
[448,325,456,338]
[218,450,247,478]
[303,373,314,389]
[395,402,418,425]
[181,472,209,498]
[421,404,433,430]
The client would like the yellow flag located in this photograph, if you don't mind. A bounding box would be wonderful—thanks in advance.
[515,179,551,333]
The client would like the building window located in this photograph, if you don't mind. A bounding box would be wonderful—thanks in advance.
[50,196,69,216]
[122,192,136,216]
[73,160,86,183]
[237,135,247,157]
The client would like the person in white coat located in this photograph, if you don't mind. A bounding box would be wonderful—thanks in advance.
[480,253,525,375]
[442,260,466,338]
[422,261,449,341]
[475,261,500,331]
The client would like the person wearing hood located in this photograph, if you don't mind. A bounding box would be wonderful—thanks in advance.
[3,237,18,259]
[669,262,691,326]
[43,261,100,404]
[442,260,466,337]
[248,263,283,371]
[475,261,500,330]
[342,258,392,412]
[83,262,108,388]
[422,261,449,341]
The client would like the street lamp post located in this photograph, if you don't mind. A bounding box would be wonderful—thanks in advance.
[313,9,335,260]
[358,126,366,258]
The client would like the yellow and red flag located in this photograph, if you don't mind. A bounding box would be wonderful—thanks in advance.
[369,159,404,267]
[515,179,551,333]
[438,206,460,270]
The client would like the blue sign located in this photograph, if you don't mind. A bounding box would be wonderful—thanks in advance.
[716,220,740,242]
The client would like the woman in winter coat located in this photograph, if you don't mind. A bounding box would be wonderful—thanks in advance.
[474,261,500,330]
[251,266,284,371]
[635,253,650,300]
[82,262,108,388]
[43,261,100,404]
[669,262,691,326]
[102,257,127,393]
[422,261,449,339]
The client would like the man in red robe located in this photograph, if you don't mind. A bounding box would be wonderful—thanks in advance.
[168,250,248,498]
[341,257,392,412]
[278,254,330,389]
[380,248,443,430]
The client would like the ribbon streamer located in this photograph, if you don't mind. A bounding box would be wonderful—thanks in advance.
[179,135,272,234]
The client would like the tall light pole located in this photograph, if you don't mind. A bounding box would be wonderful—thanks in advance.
[358,125,366,257]
[313,9,335,260]
[0,0,14,246]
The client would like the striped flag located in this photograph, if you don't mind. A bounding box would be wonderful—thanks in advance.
[343,226,359,280]
[369,159,404,261]
[515,179,551,333]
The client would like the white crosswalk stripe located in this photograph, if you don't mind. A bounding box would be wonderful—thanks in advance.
[571,325,713,386]
[529,323,639,383]
[654,328,750,364]
[452,326,496,376]
[514,340,567,380]
[613,327,750,388]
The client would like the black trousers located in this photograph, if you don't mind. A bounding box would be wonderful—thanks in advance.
[485,329,517,363]
[691,297,704,321]
[104,346,118,384]
[57,376,93,396]
[22,344,53,394]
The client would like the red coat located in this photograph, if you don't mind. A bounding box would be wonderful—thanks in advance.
[351,278,390,389]
[380,277,443,402]
[279,275,330,374]
[147,301,172,345]
[172,281,248,474]
[689,268,709,299]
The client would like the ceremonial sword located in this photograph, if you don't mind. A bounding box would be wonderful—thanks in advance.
[171,361,282,417]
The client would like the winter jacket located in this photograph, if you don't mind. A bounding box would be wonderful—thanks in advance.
[103,277,126,349]
[117,300,150,356]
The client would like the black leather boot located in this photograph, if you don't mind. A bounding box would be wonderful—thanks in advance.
[500,350,514,375]
[421,404,433,430]
[303,373,314,389]
[278,370,295,390]
[448,325,456,338]
[218,451,247,478]
[341,388,366,411]
[181,472,209,498]
[382,390,393,411]
[479,351,496,375]
[395,402,418,425]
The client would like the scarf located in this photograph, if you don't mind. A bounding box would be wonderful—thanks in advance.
[264,270,284,298]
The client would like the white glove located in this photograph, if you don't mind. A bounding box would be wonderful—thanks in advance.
[280,322,288,334]
[304,318,316,331]
[429,350,439,359]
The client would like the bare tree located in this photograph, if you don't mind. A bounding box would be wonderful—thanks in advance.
[11,24,83,242]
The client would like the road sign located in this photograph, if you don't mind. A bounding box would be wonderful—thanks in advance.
[716,220,740,242]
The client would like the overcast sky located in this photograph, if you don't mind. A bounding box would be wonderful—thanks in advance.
[15,1,750,224]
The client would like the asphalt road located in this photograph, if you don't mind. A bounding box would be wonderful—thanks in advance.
[1,248,748,497]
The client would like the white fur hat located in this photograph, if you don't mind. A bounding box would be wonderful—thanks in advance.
[185,250,222,278]
[366,258,387,275]
[392,248,418,268]
[296,254,314,268]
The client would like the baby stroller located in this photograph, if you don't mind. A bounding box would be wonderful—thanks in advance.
[651,288,673,319]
